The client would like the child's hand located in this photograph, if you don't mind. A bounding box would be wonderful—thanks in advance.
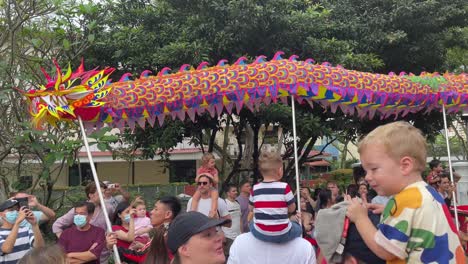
[208,210,218,219]
[345,197,368,223]
[366,203,385,214]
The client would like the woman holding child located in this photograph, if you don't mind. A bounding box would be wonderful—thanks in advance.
[108,196,182,264]
[111,201,136,250]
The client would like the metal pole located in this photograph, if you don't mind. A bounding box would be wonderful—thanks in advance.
[291,97,301,215]
[78,116,122,263]
[442,105,460,230]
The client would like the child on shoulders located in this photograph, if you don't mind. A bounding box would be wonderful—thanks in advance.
[191,153,220,218]
[249,150,302,243]
[346,121,465,263]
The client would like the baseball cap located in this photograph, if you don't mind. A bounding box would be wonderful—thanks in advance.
[167,211,231,254]
[0,199,19,212]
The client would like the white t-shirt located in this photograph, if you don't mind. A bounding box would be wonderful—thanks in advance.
[186,197,229,218]
[228,232,316,264]
[222,199,241,240]
[104,195,124,214]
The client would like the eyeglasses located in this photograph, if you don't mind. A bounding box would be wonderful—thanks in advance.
[198,181,209,186]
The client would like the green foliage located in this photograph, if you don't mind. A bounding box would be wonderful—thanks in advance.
[79,0,465,187]
[0,0,111,199]
[323,0,467,73]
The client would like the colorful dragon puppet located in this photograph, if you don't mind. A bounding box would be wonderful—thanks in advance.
[25,52,468,129]
[23,60,114,128]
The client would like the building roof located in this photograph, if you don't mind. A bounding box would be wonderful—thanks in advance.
[303,159,331,167]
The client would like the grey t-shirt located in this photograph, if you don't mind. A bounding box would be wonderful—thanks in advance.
[236,195,250,232]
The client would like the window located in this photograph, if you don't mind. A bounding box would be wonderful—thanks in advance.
[17,176,32,190]
[263,127,279,144]
[69,163,96,186]
[169,160,197,183]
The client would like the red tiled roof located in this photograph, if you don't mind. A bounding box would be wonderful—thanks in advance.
[78,148,203,157]
[308,150,331,157]
[303,159,331,167]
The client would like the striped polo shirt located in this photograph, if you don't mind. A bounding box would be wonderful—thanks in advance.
[0,226,34,263]
[249,181,295,236]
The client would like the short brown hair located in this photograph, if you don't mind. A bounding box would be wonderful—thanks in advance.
[327,180,338,187]
[84,181,106,199]
[258,151,283,176]
[197,174,214,185]
[358,121,427,173]
[133,200,145,207]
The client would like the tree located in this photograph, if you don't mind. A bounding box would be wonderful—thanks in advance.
[323,0,467,73]
[81,0,465,191]
[0,0,111,204]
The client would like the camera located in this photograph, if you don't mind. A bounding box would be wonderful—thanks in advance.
[16,197,29,209]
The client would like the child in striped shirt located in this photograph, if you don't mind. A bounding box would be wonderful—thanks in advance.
[249,151,302,243]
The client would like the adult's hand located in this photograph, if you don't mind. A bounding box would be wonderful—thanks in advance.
[15,206,27,225]
[366,203,385,214]
[25,208,36,225]
[106,233,117,250]
[129,241,145,250]
[28,195,39,208]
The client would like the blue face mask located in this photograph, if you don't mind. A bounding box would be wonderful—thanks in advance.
[19,219,29,227]
[73,215,87,228]
[124,214,131,223]
[4,211,18,224]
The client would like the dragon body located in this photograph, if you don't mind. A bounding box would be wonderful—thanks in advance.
[25,52,468,129]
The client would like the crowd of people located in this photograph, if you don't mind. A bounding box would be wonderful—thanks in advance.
[0,121,467,263]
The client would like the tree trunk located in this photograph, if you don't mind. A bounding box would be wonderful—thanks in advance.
[208,126,218,153]
[340,139,349,169]
[241,124,254,178]
[220,115,232,183]
[252,123,260,184]
[221,117,245,195]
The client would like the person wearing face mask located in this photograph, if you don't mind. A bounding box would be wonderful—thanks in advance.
[58,201,106,264]
[9,192,56,229]
[0,199,44,263]
[111,201,136,250]
[53,181,112,263]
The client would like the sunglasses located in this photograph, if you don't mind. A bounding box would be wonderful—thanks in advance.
[197,181,209,186]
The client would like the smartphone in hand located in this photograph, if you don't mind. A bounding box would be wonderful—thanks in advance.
[16,197,29,209]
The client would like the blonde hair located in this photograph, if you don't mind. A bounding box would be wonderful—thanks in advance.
[18,245,66,264]
[259,150,283,176]
[201,153,215,165]
[133,200,146,208]
[358,121,427,172]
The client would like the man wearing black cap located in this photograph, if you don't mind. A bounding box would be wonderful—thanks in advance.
[167,211,231,264]
[0,199,44,263]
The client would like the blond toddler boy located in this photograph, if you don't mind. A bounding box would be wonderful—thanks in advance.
[346,121,465,263]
